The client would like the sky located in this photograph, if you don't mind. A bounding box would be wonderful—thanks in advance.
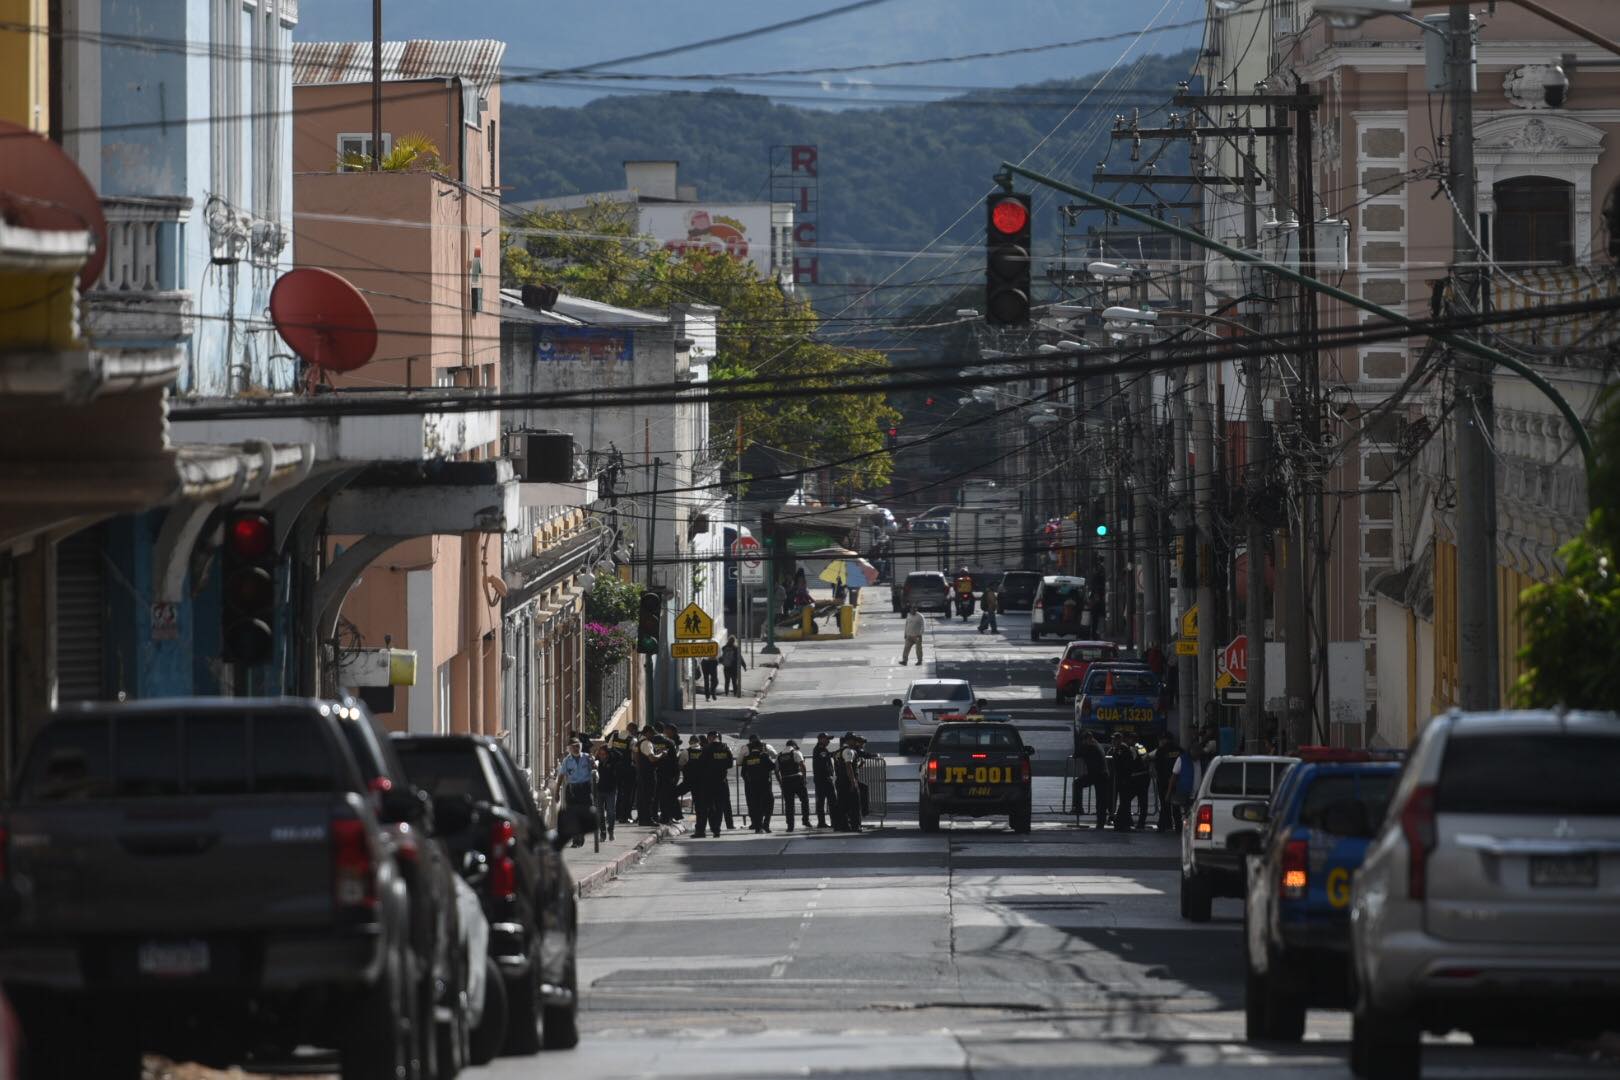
[293,0,1205,109]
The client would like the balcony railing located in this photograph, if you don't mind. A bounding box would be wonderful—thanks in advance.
[84,195,195,344]
[1487,265,1617,364]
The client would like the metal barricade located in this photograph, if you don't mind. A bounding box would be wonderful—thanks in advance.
[858,754,887,824]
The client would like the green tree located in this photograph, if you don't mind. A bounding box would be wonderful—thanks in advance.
[584,574,644,626]
[1514,387,1620,710]
[503,202,898,491]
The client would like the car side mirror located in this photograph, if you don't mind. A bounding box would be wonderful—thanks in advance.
[1233,801,1270,825]
[1049,657,1060,665]
[378,786,424,825]
[891,698,903,708]
[432,793,475,835]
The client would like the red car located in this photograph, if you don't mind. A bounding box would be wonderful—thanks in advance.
[1052,640,1119,701]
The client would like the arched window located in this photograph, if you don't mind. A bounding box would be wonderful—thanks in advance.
[1492,176,1574,267]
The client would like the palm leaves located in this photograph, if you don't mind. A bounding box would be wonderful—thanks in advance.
[337,132,444,173]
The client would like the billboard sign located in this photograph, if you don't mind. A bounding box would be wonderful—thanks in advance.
[534,326,632,364]
[638,204,775,281]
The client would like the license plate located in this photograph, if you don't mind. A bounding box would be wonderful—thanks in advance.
[138,939,210,977]
[1531,854,1597,887]
[965,786,995,797]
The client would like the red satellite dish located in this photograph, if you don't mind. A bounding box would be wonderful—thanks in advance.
[269,267,378,373]
[0,120,109,289]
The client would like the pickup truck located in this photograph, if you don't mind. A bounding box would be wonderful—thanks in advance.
[1239,750,1403,1043]
[0,698,419,1080]
[918,717,1033,833]
[394,733,583,1054]
[1180,753,1299,923]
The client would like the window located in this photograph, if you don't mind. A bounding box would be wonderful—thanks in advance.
[487,119,497,188]
[437,661,453,733]
[909,681,972,702]
[1493,176,1573,267]
[933,725,1022,750]
[337,133,393,170]
[1438,733,1620,816]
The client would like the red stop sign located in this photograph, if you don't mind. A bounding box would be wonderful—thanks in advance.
[1223,635,1248,683]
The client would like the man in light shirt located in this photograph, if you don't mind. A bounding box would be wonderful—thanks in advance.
[901,606,926,666]
[554,740,594,847]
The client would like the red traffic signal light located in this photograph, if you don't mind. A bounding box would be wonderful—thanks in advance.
[990,197,1029,235]
[221,509,277,665]
[228,513,274,559]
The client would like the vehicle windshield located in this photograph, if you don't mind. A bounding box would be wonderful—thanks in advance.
[395,742,499,802]
[932,725,1022,750]
[1437,733,1620,815]
[1082,669,1160,695]
[999,573,1039,601]
[1065,644,1115,662]
[1298,773,1399,837]
[910,681,972,702]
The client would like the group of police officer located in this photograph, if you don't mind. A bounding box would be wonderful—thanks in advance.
[594,724,874,836]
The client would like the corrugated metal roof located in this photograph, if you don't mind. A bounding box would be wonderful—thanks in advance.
[292,39,505,91]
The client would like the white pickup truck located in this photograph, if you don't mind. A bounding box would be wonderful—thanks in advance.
[1180,754,1299,922]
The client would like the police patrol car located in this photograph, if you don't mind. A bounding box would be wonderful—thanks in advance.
[917,712,1033,834]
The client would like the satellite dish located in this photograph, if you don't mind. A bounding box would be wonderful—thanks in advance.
[269,267,378,373]
[0,120,109,290]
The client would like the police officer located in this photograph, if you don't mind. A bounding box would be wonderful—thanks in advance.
[811,732,836,828]
[740,735,776,832]
[835,733,863,832]
[852,735,873,821]
[610,728,636,824]
[655,723,684,823]
[1074,730,1110,829]
[1108,732,1137,831]
[776,739,811,831]
[635,724,659,826]
[681,735,708,831]
[696,732,735,838]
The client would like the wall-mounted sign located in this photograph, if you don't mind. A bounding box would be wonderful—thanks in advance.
[534,326,632,364]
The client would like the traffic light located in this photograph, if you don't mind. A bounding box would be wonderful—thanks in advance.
[636,591,662,654]
[1090,498,1109,538]
[985,192,1032,326]
[886,425,899,451]
[221,509,277,664]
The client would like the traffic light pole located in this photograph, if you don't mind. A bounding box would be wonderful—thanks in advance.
[761,510,779,655]
[645,457,663,724]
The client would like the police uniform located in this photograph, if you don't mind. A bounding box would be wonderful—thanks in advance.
[1108,738,1137,831]
[682,738,708,829]
[609,732,635,823]
[776,742,811,831]
[696,736,734,837]
[811,736,836,827]
[655,728,682,823]
[635,729,659,826]
[835,735,863,832]
[739,739,776,832]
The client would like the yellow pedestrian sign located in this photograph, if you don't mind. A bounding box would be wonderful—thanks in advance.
[674,602,713,641]
[1179,604,1199,641]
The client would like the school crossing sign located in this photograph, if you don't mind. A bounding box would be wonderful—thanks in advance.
[671,602,718,659]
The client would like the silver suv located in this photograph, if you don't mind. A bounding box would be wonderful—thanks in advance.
[1349,709,1620,1078]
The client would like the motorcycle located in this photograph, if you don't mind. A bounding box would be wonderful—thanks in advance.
[954,592,976,621]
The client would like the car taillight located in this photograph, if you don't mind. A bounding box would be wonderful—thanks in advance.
[971,753,987,760]
[1401,783,1437,901]
[926,756,939,783]
[1280,838,1308,899]
[366,775,393,794]
[901,706,919,721]
[332,816,377,912]
[490,816,517,902]
[1020,755,1031,783]
[1195,803,1213,840]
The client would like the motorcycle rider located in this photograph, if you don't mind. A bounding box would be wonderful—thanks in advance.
[952,566,975,620]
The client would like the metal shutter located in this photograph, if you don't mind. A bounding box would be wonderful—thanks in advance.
[55,529,106,703]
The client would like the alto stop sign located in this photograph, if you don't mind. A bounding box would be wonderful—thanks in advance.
[732,535,762,567]
[1223,635,1248,683]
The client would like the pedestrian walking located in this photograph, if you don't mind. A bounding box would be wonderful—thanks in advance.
[699,653,720,701]
[592,743,618,841]
[1073,729,1109,828]
[811,732,837,827]
[776,739,812,831]
[720,635,746,697]
[740,735,776,832]
[554,740,594,848]
[900,606,925,666]
[978,584,1000,634]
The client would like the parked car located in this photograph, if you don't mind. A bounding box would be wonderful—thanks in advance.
[918,718,1033,833]
[894,678,978,753]
[0,698,421,1080]
[1072,662,1166,748]
[1029,574,1088,640]
[394,734,583,1055]
[333,700,479,1077]
[1348,709,1620,1079]
[996,570,1042,613]
[907,505,954,533]
[1180,753,1299,922]
[1238,749,1403,1043]
[1051,640,1119,701]
[901,570,951,615]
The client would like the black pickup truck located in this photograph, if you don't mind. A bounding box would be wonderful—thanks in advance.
[0,698,420,1080]
[917,717,1034,833]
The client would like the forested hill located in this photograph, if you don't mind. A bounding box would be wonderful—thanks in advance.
[501,50,1197,292]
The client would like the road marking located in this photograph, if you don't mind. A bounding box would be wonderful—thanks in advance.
[772,875,830,978]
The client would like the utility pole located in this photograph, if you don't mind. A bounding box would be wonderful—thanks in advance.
[370,0,382,172]
[1448,3,1500,709]
[1171,235,1197,746]
[1194,259,1217,735]
[1242,144,1268,750]
[1133,275,1160,655]
[645,457,664,723]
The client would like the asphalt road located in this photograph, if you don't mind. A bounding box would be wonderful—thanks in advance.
[468,606,1617,1079]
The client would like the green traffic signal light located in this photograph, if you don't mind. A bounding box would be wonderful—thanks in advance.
[1095,524,1109,537]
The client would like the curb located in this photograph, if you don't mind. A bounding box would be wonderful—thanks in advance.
[736,654,785,731]
[572,822,683,899]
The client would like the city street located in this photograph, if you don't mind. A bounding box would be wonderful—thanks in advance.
[464,606,1618,1079]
